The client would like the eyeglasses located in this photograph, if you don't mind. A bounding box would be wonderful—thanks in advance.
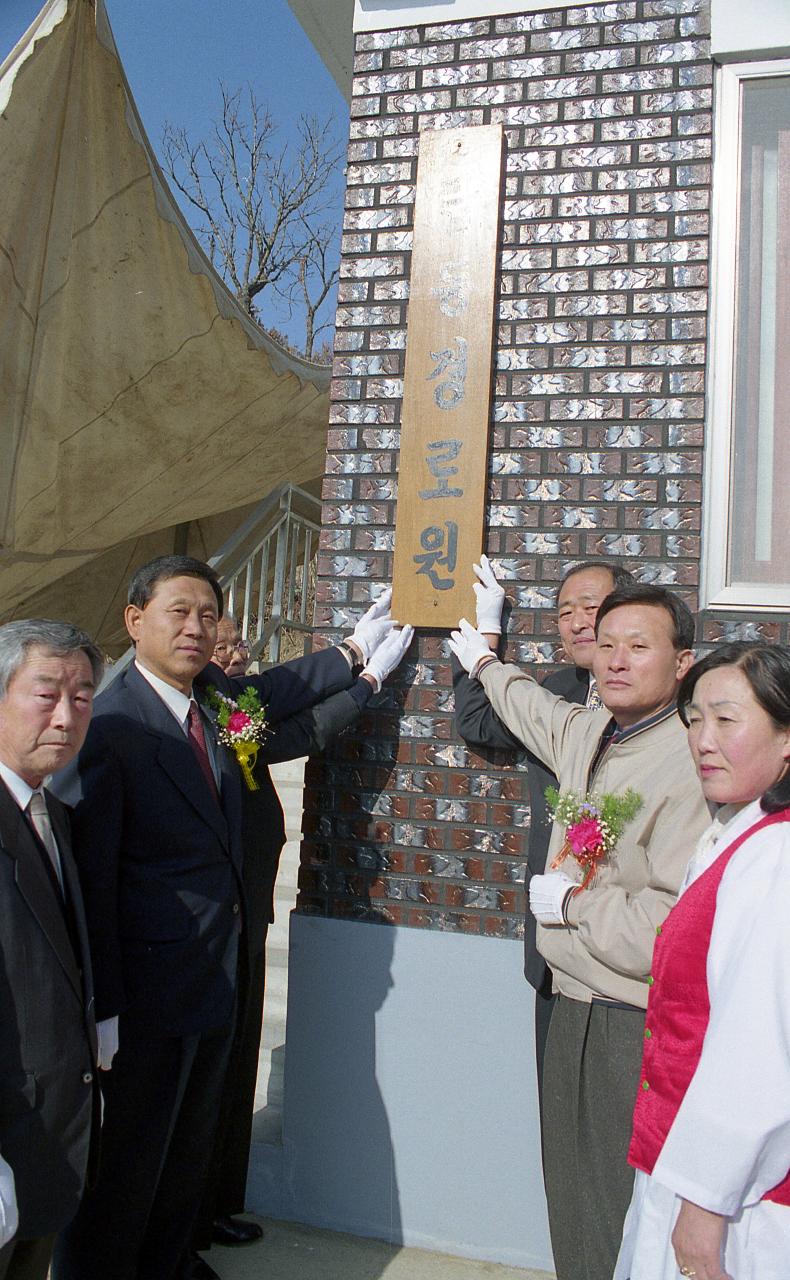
[214,640,250,657]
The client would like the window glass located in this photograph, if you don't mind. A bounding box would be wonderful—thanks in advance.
[730,76,790,588]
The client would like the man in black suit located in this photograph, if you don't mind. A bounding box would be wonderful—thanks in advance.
[189,614,264,1254]
[0,620,104,1280]
[191,611,408,1271]
[452,558,632,1101]
[51,556,411,1280]
[189,618,283,1257]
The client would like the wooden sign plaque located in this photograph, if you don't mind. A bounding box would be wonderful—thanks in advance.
[392,124,503,629]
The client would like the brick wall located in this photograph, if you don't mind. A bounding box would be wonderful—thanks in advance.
[297,0,785,935]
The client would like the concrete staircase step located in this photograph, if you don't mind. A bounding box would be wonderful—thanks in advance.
[261,998,287,1032]
[252,758,305,1148]
[269,758,308,781]
[274,867,300,893]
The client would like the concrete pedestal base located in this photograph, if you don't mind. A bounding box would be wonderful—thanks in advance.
[248,915,552,1273]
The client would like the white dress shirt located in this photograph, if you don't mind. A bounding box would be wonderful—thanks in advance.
[0,760,119,1067]
[134,660,221,790]
[0,760,64,887]
[134,660,192,730]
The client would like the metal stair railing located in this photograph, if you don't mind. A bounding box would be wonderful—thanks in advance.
[99,482,321,689]
[210,482,321,666]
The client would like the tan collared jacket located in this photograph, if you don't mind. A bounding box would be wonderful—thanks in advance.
[478,661,710,1007]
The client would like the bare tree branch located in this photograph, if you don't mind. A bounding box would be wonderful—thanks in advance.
[161,82,343,354]
[292,219,341,359]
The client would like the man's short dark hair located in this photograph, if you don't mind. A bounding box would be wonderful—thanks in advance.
[594,583,695,650]
[128,556,224,617]
[558,559,634,594]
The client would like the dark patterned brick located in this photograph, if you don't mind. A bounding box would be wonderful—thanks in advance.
[300,0,722,937]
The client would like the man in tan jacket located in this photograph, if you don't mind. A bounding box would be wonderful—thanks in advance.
[450,583,710,1280]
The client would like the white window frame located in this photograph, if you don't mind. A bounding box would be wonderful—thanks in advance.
[702,58,790,614]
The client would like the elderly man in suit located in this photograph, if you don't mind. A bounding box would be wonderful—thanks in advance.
[0,619,104,1280]
[453,558,633,1101]
[211,616,249,681]
[51,555,412,1280]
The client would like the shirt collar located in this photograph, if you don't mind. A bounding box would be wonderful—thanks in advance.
[589,701,679,782]
[681,800,759,891]
[135,660,193,730]
[0,760,38,811]
[610,700,678,744]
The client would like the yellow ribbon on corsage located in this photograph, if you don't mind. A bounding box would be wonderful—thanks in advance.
[205,683,269,793]
[233,740,260,792]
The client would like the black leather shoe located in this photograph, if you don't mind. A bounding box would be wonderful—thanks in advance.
[178,1252,222,1280]
[211,1214,264,1246]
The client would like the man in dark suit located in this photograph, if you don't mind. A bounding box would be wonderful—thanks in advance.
[51,556,412,1280]
[0,619,104,1280]
[189,618,282,1257]
[188,614,265,1254]
[190,613,409,1272]
[452,558,632,1101]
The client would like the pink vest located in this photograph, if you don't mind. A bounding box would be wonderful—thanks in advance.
[628,807,790,1207]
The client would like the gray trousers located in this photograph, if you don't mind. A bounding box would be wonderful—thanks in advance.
[542,995,645,1280]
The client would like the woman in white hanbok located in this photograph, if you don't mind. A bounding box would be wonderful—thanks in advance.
[614,641,790,1280]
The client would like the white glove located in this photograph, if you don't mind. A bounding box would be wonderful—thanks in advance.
[473,555,506,634]
[362,625,414,692]
[448,618,497,679]
[529,872,578,925]
[97,1015,119,1070]
[350,588,396,661]
[0,1151,18,1249]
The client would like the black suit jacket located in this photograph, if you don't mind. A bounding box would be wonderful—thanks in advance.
[452,658,589,992]
[53,646,354,1037]
[194,671,372,961]
[0,780,97,1238]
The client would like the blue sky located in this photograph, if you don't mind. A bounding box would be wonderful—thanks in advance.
[1,0,349,351]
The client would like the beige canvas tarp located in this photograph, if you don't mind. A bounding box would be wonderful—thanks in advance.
[0,0,331,650]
